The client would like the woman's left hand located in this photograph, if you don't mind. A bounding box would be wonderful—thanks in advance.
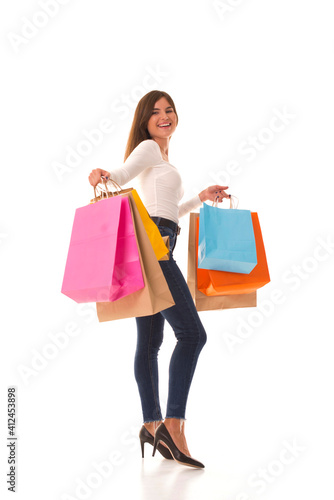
[199,185,230,203]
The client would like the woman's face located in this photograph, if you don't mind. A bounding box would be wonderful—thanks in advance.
[147,97,177,141]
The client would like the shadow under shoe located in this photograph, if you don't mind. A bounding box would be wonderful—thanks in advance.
[152,423,205,469]
[139,425,173,460]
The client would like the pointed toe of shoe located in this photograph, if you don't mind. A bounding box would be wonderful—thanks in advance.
[153,423,205,469]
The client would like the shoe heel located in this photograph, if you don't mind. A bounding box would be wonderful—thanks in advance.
[140,439,145,458]
[152,439,159,457]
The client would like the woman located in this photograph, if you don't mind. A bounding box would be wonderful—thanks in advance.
[88,90,229,469]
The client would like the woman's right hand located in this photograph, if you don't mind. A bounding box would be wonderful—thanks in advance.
[88,168,111,187]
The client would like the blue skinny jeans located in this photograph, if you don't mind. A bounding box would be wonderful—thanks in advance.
[134,224,207,423]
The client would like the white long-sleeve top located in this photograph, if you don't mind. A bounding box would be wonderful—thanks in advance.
[107,139,202,224]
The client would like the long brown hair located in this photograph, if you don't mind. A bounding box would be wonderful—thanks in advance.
[124,90,178,161]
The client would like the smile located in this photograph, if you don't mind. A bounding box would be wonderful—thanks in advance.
[158,123,171,128]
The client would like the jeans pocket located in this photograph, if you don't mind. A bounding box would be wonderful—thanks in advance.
[158,226,176,253]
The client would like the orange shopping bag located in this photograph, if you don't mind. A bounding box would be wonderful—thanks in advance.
[197,213,270,296]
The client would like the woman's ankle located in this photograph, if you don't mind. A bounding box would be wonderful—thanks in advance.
[164,418,185,434]
[144,420,163,434]
[163,418,190,456]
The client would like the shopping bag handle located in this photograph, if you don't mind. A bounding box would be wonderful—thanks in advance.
[101,176,123,193]
[212,194,239,209]
[91,177,124,203]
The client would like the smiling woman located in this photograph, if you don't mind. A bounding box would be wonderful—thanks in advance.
[146,100,177,160]
[88,90,229,469]
[123,91,179,162]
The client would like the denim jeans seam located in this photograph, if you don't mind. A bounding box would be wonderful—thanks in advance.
[147,315,162,421]
[136,242,206,422]
[162,258,205,417]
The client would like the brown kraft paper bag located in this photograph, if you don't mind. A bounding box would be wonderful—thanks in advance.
[96,192,175,321]
[187,212,257,311]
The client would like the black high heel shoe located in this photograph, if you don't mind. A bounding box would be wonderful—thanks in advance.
[152,423,205,469]
[139,425,173,460]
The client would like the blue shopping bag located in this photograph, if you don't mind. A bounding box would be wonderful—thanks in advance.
[198,203,257,274]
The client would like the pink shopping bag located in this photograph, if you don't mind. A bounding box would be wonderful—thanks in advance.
[61,195,144,303]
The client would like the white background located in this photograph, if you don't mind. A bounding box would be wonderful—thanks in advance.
[1,1,333,499]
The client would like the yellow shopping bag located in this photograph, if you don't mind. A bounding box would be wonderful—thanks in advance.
[90,180,169,261]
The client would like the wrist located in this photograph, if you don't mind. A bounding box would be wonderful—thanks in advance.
[199,189,207,202]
